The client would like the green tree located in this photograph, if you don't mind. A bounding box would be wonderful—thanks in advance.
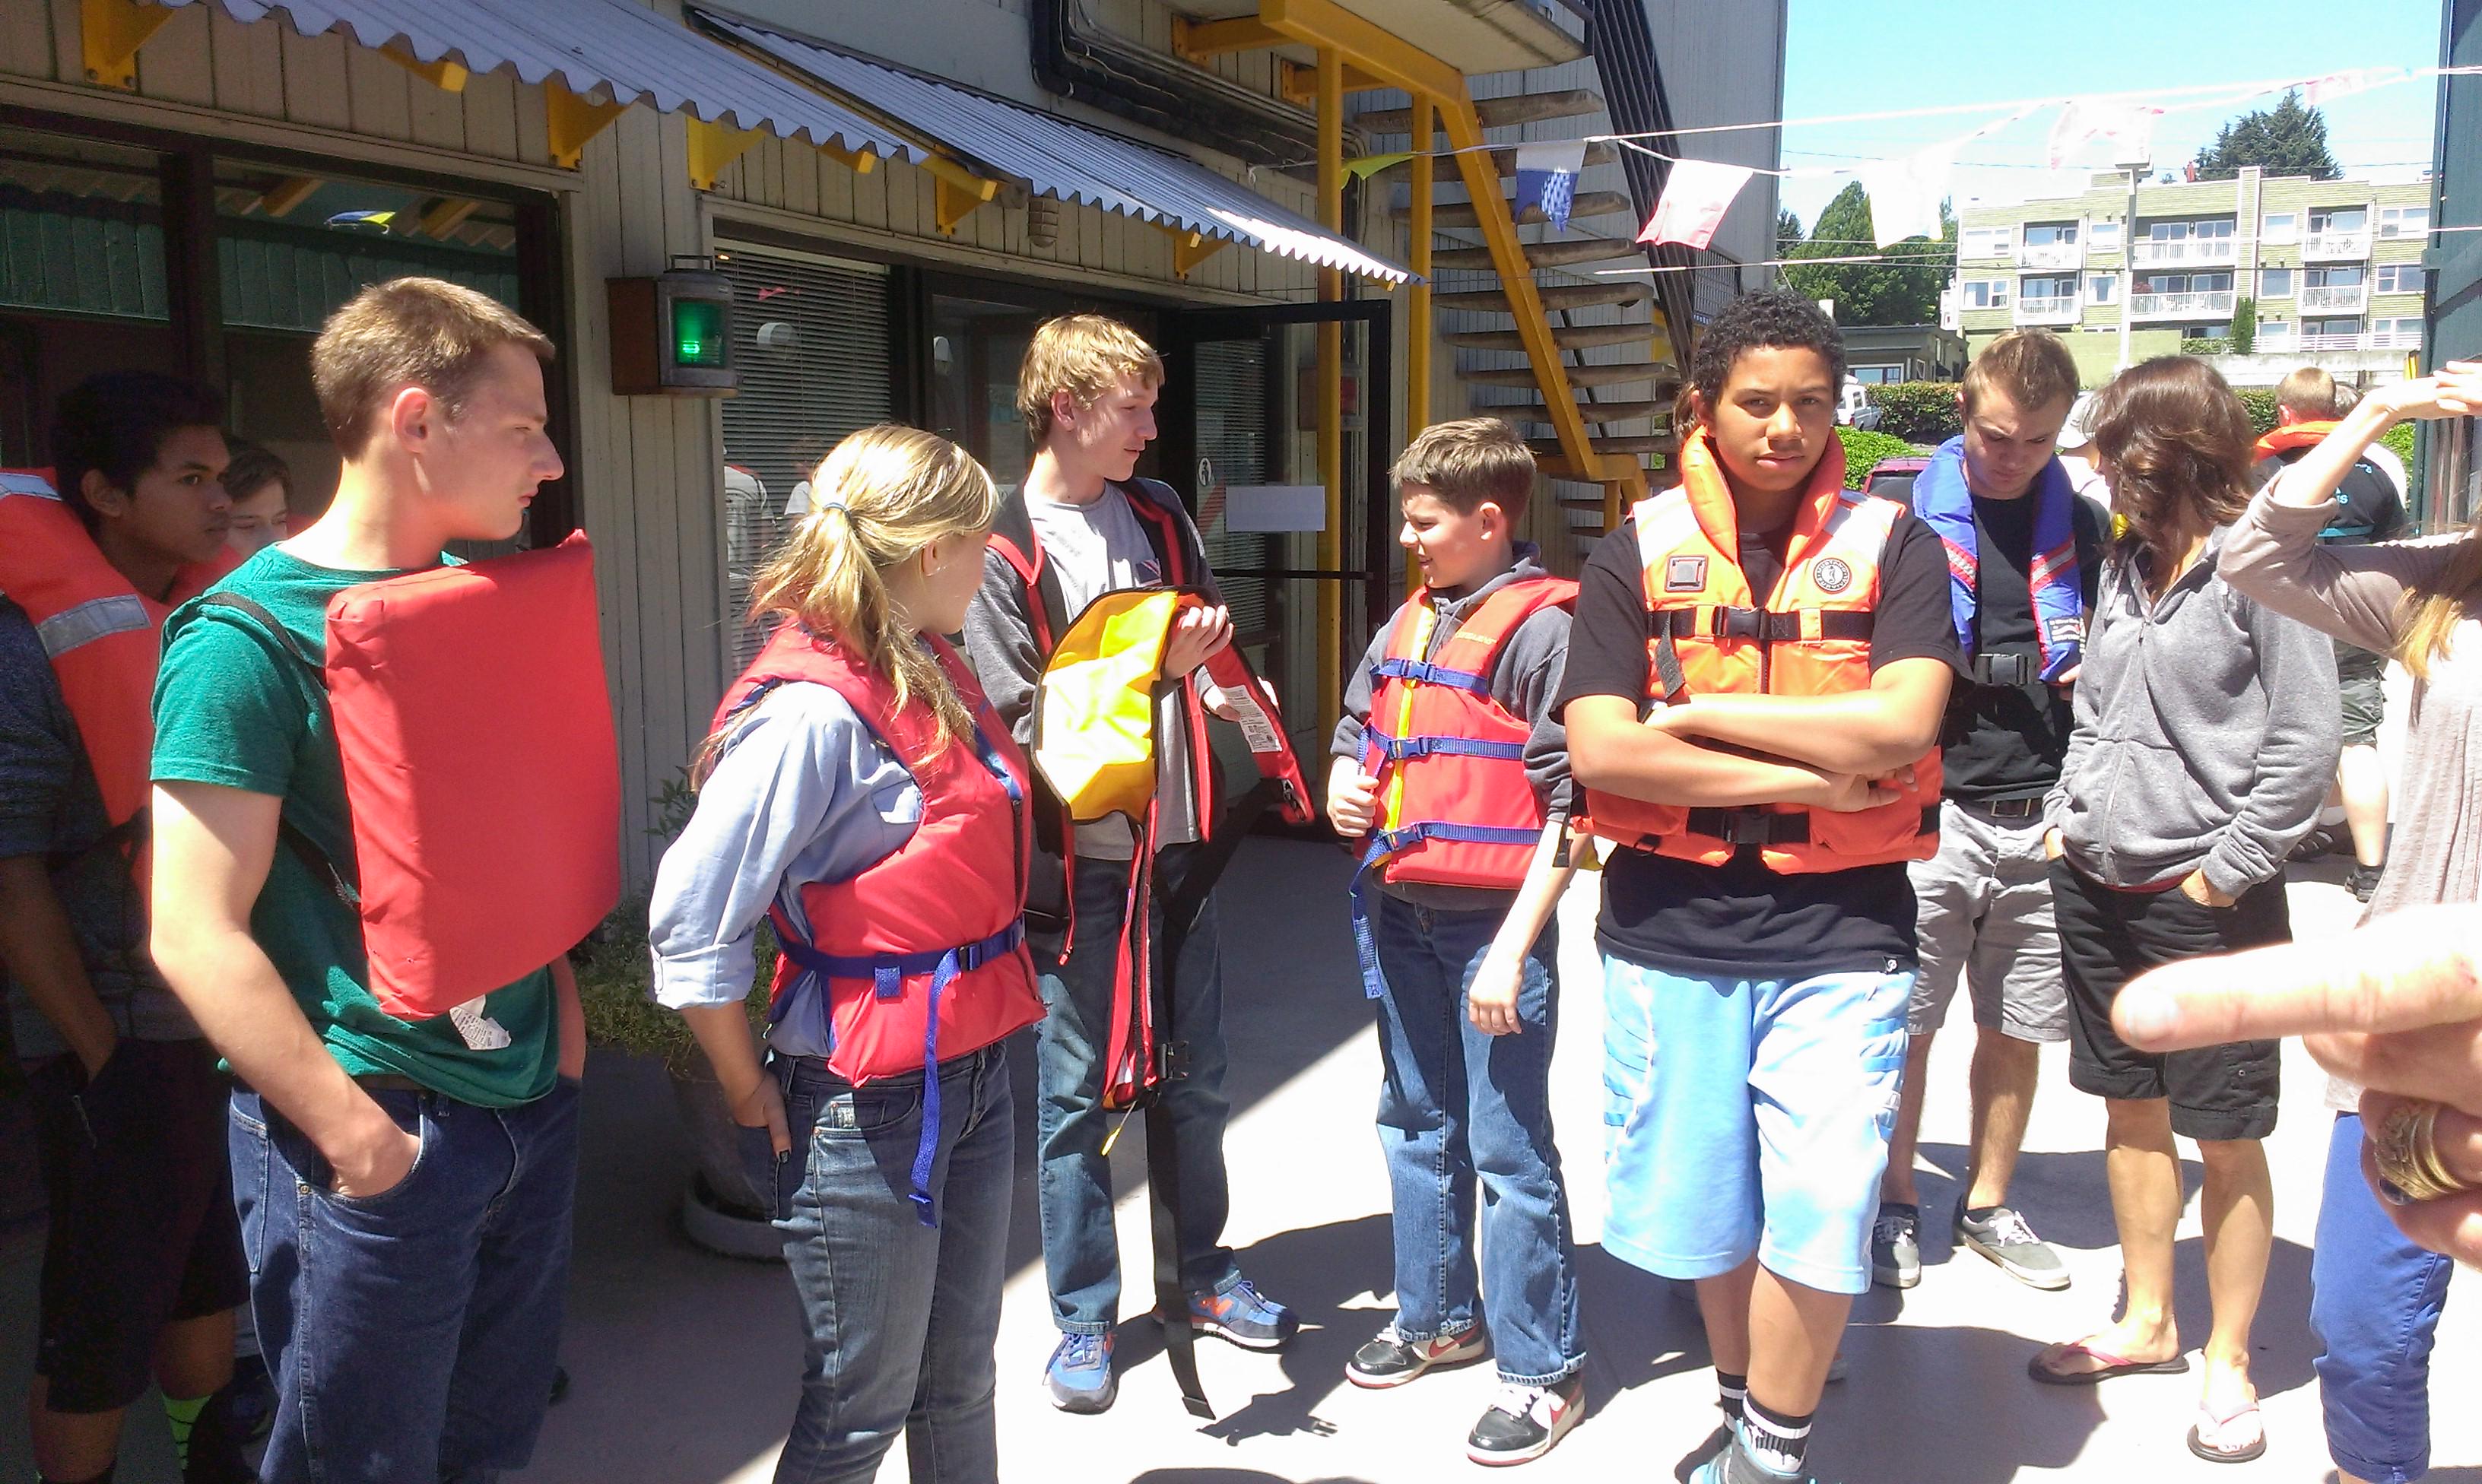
[1781,181,1955,325]
[2230,296,2257,354]
[2192,91,2340,181]
[1777,208,1804,262]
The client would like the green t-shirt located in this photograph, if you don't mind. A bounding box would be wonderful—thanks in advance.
[151,546,559,1106]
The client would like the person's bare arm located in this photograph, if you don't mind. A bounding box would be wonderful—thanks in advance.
[0,856,118,1075]
[550,952,586,1082]
[1650,656,1954,776]
[680,1001,789,1153]
[149,780,417,1197]
[1468,819,1576,1036]
[1567,694,1887,810]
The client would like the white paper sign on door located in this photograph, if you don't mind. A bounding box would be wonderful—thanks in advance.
[1223,484,1327,533]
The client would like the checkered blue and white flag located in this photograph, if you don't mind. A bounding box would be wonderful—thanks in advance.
[1513,141,1589,233]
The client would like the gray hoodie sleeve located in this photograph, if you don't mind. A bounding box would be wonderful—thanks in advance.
[1330,617,1395,763]
[960,547,1042,748]
[1508,608,1573,806]
[2201,592,2341,897]
[2043,569,2109,836]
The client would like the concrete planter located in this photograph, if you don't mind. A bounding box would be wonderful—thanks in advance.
[668,1067,784,1264]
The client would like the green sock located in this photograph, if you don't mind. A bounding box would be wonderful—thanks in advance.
[162,1393,209,1469]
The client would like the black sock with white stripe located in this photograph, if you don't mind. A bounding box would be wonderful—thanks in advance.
[1716,1369,1747,1421]
[1743,1396,1814,1476]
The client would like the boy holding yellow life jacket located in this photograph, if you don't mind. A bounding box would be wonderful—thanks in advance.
[1,373,252,1484]
[961,314,1297,1416]
[1325,417,1586,1466]
[149,278,597,1484]
[1560,292,1960,1484]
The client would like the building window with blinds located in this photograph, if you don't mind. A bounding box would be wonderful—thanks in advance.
[716,245,894,669]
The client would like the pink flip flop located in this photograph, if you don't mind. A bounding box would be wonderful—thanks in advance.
[2027,1337,2192,1385]
[2188,1397,2267,1463]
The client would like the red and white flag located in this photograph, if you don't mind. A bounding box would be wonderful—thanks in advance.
[2046,100,2160,168]
[1637,159,1756,249]
[2306,67,2405,105]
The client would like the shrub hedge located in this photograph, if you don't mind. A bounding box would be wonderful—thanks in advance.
[1834,426,1916,488]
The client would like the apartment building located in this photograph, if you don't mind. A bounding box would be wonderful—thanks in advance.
[1945,164,2430,387]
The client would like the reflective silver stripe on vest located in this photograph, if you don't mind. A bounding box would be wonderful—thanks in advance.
[35,594,151,659]
[0,471,60,498]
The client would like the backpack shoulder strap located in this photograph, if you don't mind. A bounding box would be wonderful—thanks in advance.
[193,591,323,677]
[188,593,357,899]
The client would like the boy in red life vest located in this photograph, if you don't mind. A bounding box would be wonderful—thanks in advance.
[1560,290,1961,1484]
[1,372,251,1484]
[1323,417,1585,1464]
[650,426,1043,1481]
[960,313,1297,1415]
[2250,365,2410,901]
[1871,330,2103,1295]
[148,278,585,1484]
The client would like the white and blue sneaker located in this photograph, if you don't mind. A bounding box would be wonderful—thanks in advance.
[1043,1332,1117,1414]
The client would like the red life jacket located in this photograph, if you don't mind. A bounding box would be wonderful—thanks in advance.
[713,622,1044,1222]
[0,468,236,851]
[2253,420,2341,459]
[1360,576,1576,889]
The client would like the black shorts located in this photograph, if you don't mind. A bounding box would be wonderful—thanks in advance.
[28,1037,249,1413]
[2051,860,2290,1140]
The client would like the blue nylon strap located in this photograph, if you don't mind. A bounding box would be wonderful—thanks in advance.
[1362,733,1526,763]
[1347,823,1547,1000]
[909,949,958,1226]
[1370,657,1491,693]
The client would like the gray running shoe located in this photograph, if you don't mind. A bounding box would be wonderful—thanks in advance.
[1871,1202,1920,1289]
[1956,1205,2070,1290]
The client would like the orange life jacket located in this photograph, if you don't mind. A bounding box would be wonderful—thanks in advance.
[192,534,621,1024]
[2253,420,2340,459]
[0,468,236,836]
[1577,429,1942,873]
[714,623,1044,1224]
[1360,576,1576,889]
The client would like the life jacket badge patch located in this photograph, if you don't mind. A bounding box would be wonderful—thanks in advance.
[1664,555,1707,591]
[1811,556,1854,593]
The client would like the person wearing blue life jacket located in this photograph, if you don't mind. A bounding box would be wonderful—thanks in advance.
[1872,331,2105,1297]
[651,426,1044,1483]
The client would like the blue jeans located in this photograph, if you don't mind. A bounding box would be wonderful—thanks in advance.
[1367,891,1581,1384]
[230,1079,579,1484]
[758,1044,1015,1484]
[2312,1111,2455,1484]
[1037,842,1239,1333]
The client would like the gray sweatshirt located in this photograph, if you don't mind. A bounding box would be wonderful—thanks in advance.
[2044,528,2341,896]
[1330,545,1571,911]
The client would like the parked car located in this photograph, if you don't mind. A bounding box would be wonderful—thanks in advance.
[1864,456,1931,505]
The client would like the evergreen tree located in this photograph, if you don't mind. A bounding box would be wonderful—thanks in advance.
[2193,92,2341,181]
[1781,181,1955,325]
[1777,208,1804,262]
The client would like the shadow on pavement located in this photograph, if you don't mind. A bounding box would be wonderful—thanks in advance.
[1131,1472,1377,1484]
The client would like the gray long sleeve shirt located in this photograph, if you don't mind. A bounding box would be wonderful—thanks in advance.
[2044,528,2341,896]
[1330,544,1571,911]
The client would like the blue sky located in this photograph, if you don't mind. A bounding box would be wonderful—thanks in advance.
[1774,0,2441,239]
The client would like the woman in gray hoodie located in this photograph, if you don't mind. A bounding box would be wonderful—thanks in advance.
[2027,357,2341,1466]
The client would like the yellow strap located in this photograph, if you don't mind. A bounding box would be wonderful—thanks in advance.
[1379,601,1436,832]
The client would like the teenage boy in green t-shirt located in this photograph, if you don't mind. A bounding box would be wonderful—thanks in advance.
[149,277,583,1483]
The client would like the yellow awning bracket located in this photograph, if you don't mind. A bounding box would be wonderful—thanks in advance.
[687,118,762,192]
[81,0,175,91]
[924,156,1001,236]
[546,80,630,170]
[384,44,469,93]
[1153,224,1230,281]
[818,141,878,176]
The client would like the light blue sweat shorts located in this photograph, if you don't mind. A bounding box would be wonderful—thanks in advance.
[1601,958,1912,1296]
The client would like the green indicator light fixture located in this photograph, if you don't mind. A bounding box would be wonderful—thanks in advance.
[608,255,738,396]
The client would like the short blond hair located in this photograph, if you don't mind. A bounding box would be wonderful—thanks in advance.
[1962,329,2080,418]
[1392,417,1535,521]
[1016,314,1163,444]
[2276,365,2345,420]
[313,277,554,457]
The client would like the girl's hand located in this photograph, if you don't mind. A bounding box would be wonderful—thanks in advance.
[2045,828,2065,861]
[2386,361,2482,421]
[1468,948,1525,1037]
[2179,870,2237,909]
[1328,758,1381,837]
[731,1070,792,1157]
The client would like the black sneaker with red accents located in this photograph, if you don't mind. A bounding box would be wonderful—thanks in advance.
[1346,1322,1487,1387]
[1466,1373,1585,1466]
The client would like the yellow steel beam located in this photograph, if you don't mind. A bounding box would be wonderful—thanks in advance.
[546,81,630,170]
[255,175,322,218]
[383,44,469,93]
[1263,0,1639,505]
[416,196,481,239]
[1170,14,1287,63]
[922,155,1002,236]
[1407,94,1432,597]
[1277,57,1385,106]
[81,0,174,91]
[1316,45,1344,744]
[686,117,761,192]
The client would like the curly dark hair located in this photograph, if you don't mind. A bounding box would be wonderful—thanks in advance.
[1688,289,1846,408]
[50,370,224,531]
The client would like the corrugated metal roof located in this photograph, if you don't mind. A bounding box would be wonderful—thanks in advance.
[163,0,914,159]
[701,14,1414,284]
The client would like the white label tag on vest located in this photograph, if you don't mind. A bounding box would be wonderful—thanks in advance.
[446,996,512,1051]
[1225,682,1286,756]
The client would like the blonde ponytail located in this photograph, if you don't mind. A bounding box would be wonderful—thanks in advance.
[697,426,997,785]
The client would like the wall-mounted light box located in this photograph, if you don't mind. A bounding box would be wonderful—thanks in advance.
[608,255,738,396]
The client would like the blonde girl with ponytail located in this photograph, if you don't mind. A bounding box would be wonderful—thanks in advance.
[649,425,1046,1484]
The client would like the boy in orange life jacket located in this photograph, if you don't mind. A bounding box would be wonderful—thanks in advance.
[1,373,251,1484]
[1325,417,1585,1465]
[959,314,1297,1415]
[1560,290,1961,1484]
[148,278,585,1484]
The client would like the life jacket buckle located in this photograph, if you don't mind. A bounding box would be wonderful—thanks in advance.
[1158,1039,1192,1083]
[1973,652,2036,686]
[1715,808,1777,845]
[1718,606,1766,641]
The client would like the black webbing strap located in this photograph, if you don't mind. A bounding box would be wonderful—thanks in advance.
[1678,803,1943,848]
[192,592,360,905]
[1655,607,1877,642]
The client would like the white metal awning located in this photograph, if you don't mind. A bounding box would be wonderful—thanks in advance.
[701,13,1414,284]
[157,0,916,166]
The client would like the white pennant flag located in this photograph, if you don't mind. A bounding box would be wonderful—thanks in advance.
[1637,159,1756,250]
[2306,67,2406,105]
[2047,100,2160,168]
[1861,147,1953,248]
